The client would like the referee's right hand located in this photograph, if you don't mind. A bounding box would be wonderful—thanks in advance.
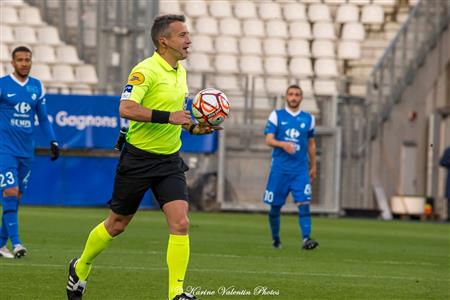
[169,110,191,125]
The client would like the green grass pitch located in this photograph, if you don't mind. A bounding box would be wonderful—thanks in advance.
[0,206,448,299]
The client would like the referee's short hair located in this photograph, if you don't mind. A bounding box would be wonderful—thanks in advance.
[151,14,186,48]
[12,46,32,59]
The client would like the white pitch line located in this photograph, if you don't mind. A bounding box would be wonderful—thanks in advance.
[1,262,449,283]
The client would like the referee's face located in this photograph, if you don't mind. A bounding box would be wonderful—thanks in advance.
[165,21,191,61]
[12,51,32,78]
[286,87,303,109]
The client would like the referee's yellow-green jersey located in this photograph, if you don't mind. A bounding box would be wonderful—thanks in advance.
[121,52,188,154]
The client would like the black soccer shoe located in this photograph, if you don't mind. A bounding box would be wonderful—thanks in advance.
[272,238,282,249]
[302,238,319,250]
[66,258,87,300]
[173,292,199,300]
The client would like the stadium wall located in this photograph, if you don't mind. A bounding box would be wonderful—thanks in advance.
[370,25,450,216]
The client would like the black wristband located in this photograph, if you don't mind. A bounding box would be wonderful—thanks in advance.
[188,124,196,134]
[151,110,170,123]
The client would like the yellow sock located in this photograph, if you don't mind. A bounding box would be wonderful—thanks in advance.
[75,222,113,280]
[167,234,190,300]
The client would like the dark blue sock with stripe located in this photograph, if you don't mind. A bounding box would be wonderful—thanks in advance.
[298,204,311,240]
[2,196,21,246]
[269,205,282,242]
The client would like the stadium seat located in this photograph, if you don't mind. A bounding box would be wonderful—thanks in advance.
[289,58,313,77]
[283,3,307,21]
[215,36,239,55]
[259,2,282,20]
[361,5,384,25]
[2,0,26,7]
[289,21,312,39]
[31,63,52,82]
[239,37,262,55]
[243,19,265,37]
[302,0,321,3]
[209,1,232,18]
[301,97,320,115]
[75,65,98,84]
[14,26,38,44]
[33,45,56,64]
[0,25,15,44]
[338,41,361,60]
[315,59,339,78]
[37,27,62,45]
[336,4,359,23]
[308,4,332,22]
[56,45,82,65]
[19,6,44,26]
[187,72,204,91]
[266,20,288,38]
[214,74,242,92]
[341,23,366,41]
[264,57,288,76]
[312,40,335,58]
[190,35,214,54]
[324,0,347,4]
[287,39,311,57]
[234,1,257,19]
[349,0,371,5]
[52,65,75,83]
[0,44,10,62]
[214,54,239,74]
[263,38,285,56]
[159,0,182,14]
[195,17,219,35]
[46,83,70,94]
[266,77,288,95]
[239,55,263,74]
[187,53,211,72]
[299,79,314,96]
[314,79,338,95]
[219,18,242,36]
[71,84,93,95]
[1,6,20,25]
[313,22,336,40]
[183,0,207,17]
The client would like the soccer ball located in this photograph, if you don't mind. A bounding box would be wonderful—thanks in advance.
[192,88,230,126]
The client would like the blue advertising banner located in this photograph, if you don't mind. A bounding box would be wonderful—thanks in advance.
[35,94,218,153]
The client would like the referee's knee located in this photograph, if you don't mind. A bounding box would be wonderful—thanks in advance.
[169,217,190,235]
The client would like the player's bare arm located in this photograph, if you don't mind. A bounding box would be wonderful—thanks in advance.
[265,133,296,155]
[308,138,317,181]
[119,100,191,125]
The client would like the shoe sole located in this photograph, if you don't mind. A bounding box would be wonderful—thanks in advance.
[14,250,27,258]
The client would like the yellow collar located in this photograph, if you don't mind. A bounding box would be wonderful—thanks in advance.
[153,52,178,71]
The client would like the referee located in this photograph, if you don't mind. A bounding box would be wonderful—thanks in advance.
[66,14,217,300]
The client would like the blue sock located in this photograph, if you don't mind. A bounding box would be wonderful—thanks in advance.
[298,204,311,240]
[269,205,282,241]
[0,216,8,247]
[2,196,21,246]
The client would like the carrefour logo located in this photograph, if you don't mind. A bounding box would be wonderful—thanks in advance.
[285,128,300,139]
[14,102,31,114]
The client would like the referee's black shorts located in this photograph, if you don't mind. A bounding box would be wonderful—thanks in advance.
[109,142,189,215]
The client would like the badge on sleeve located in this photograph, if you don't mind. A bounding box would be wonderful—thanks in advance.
[127,72,145,85]
[121,84,133,99]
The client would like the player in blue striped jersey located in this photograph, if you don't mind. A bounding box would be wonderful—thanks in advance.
[0,46,59,258]
[263,84,319,250]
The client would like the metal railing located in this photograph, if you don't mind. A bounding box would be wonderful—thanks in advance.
[366,0,450,137]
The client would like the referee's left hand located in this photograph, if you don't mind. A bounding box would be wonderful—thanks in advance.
[191,124,223,135]
[50,141,60,161]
